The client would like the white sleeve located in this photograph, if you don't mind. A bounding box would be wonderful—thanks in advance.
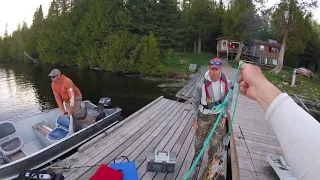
[265,93,320,180]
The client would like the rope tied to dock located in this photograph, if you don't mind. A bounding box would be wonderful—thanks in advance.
[184,62,245,180]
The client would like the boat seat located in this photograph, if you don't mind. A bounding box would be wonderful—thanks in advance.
[0,121,24,156]
[47,115,74,141]
[32,122,53,136]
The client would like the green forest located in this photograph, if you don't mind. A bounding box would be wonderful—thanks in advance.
[0,0,319,75]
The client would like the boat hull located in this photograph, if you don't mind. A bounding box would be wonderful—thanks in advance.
[0,107,121,180]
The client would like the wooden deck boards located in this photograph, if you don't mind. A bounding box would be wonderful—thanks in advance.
[176,66,207,101]
[49,61,284,180]
[50,96,210,180]
[175,61,282,179]
[222,66,282,180]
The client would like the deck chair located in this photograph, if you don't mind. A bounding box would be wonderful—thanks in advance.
[0,121,24,156]
[46,115,74,141]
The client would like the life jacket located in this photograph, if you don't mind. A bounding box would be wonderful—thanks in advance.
[203,73,228,109]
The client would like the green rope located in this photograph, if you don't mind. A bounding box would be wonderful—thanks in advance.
[184,62,245,180]
[213,83,241,180]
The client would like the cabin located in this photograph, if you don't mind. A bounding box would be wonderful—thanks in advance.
[216,37,238,58]
[216,37,248,60]
[251,39,281,65]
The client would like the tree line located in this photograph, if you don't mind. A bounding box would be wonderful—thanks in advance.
[0,0,319,74]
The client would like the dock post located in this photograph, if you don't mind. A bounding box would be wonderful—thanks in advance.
[291,68,297,87]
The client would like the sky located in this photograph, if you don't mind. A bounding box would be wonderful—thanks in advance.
[0,0,51,36]
[0,0,320,37]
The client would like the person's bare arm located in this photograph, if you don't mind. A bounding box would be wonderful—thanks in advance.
[237,63,320,179]
[236,64,281,111]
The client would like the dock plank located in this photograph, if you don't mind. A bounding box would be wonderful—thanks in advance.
[135,111,193,179]
[62,99,173,178]
[84,103,186,179]
[164,127,195,180]
[49,97,169,174]
[175,138,195,180]
[152,113,194,180]
[55,98,171,177]
[66,101,179,179]
[222,64,283,180]
[78,103,188,180]
[176,66,207,100]
[140,110,191,180]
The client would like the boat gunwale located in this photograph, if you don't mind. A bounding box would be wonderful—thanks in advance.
[0,102,121,171]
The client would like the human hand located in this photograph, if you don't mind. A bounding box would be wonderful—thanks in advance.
[237,63,281,112]
[192,120,198,129]
[67,110,72,116]
[66,106,73,116]
[236,63,268,100]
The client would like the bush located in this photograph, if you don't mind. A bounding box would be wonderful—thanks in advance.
[101,30,139,73]
[131,32,163,75]
[163,48,177,65]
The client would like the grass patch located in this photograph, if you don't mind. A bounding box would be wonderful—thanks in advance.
[262,69,320,99]
[163,53,320,99]
[229,61,320,99]
[162,52,212,74]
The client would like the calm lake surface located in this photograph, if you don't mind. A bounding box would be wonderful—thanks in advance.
[0,61,181,122]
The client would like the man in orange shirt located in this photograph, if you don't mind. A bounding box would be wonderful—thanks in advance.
[49,69,93,125]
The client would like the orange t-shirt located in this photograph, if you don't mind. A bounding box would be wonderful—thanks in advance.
[51,75,82,113]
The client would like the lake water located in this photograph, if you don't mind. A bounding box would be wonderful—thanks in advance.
[0,61,180,122]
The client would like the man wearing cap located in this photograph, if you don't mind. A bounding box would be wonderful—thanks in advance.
[49,69,93,126]
[191,58,232,180]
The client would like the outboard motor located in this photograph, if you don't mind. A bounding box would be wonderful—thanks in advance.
[95,97,112,121]
[99,97,112,107]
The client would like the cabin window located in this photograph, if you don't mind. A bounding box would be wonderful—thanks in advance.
[269,47,279,53]
[259,45,264,51]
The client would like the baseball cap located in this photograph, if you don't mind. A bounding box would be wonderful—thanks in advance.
[48,69,61,77]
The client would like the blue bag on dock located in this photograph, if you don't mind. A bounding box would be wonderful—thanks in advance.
[110,156,138,180]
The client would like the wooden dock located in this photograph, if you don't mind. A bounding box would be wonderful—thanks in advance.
[49,96,211,180]
[49,61,284,180]
[176,66,207,101]
[229,96,282,180]
[175,61,283,179]
[222,64,282,180]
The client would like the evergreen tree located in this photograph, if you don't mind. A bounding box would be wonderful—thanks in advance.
[132,32,162,75]
[0,36,3,60]
[10,24,24,60]
[101,30,139,72]
[184,0,219,53]
[299,20,320,71]
[222,0,258,62]
[47,0,60,21]
[126,0,184,51]
[0,23,11,60]
[1,0,319,75]
[4,23,8,37]
[57,0,73,14]
[270,0,317,74]
[24,5,44,61]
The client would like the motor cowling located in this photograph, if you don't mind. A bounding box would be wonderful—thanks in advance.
[95,97,112,121]
[98,97,112,107]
